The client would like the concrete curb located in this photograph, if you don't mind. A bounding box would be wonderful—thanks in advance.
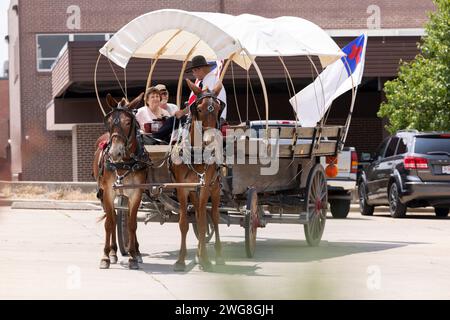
[8,199,102,211]
[0,181,97,193]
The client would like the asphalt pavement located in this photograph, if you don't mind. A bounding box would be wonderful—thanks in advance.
[1,205,449,299]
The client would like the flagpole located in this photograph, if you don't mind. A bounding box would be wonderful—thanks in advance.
[341,33,368,150]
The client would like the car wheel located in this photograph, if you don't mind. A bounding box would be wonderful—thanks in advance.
[358,181,374,216]
[434,207,449,217]
[388,183,407,218]
[330,199,351,219]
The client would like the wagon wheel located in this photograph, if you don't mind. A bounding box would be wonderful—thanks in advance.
[192,214,214,243]
[245,187,259,258]
[304,164,328,246]
[116,196,129,256]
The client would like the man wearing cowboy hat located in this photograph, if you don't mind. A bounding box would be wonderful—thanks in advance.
[175,55,227,120]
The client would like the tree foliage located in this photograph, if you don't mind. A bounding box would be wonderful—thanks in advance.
[378,0,450,133]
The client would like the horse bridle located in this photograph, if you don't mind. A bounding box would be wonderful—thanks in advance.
[103,105,137,152]
[190,91,221,131]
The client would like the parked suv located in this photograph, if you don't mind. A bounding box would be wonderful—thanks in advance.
[358,130,450,218]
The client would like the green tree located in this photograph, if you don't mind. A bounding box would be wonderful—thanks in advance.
[378,0,450,133]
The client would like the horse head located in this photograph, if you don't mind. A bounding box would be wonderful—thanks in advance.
[186,79,222,130]
[104,93,144,162]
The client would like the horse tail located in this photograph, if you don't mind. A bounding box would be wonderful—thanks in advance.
[96,213,107,223]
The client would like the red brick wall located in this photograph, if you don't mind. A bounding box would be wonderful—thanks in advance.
[326,118,383,156]
[73,124,106,182]
[0,79,8,120]
[0,79,10,179]
[225,0,435,28]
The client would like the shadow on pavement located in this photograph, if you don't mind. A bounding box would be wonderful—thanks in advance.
[374,214,450,220]
[128,239,425,275]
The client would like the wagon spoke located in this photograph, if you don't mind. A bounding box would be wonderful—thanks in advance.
[315,216,321,237]
[310,178,317,199]
[313,177,320,199]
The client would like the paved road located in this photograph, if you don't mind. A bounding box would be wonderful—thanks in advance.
[1,205,449,299]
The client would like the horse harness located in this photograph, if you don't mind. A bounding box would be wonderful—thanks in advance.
[100,104,150,184]
[171,91,223,189]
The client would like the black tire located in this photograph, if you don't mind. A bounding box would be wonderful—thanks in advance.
[304,164,327,247]
[330,199,351,219]
[434,207,449,217]
[245,187,259,258]
[358,181,374,216]
[192,214,215,243]
[116,196,129,256]
[388,183,407,218]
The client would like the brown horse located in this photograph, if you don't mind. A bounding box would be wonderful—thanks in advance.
[93,93,147,270]
[171,79,224,271]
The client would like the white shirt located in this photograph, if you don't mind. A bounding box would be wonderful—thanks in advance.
[160,103,179,116]
[135,106,170,130]
[200,69,227,119]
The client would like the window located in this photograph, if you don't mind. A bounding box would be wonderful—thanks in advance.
[375,138,390,160]
[37,35,70,71]
[414,137,450,154]
[385,137,399,158]
[36,33,110,71]
[73,34,106,42]
[396,138,408,155]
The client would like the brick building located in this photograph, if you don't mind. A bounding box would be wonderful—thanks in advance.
[0,76,9,180]
[7,0,435,181]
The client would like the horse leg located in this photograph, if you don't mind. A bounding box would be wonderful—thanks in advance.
[127,192,140,270]
[174,188,189,272]
[196,188,212,271]
[109,210,118,264]
[100,194,114,269]
[210,182,224,265]
[135,234,143,263]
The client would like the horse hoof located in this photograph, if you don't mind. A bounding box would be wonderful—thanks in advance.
[109,255,118,264]
[199,260,213,271]
[216,257,225,266]
[99,259,110,269]
[137,254,143,264]
[174,261,186,272]
[128,259,139,270]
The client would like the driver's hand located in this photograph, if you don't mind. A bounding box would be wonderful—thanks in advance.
[175,110,185,119]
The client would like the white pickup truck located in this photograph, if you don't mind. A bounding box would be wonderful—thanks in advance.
[321,147,358,218]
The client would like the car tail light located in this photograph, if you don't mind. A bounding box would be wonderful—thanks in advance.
[404,156,429,170]
[325,164,338,178]
[440,134,450,138]
[351,150,358,174]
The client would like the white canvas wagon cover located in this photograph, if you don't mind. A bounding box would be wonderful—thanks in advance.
[100,9,344,70]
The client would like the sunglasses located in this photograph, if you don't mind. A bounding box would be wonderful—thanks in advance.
[160,91,168,96]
